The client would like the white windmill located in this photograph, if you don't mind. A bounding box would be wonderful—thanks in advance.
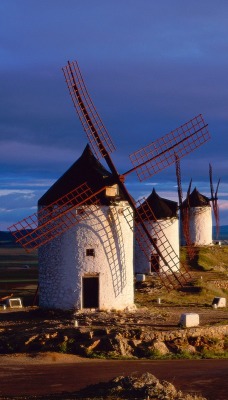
[9,60,210,310]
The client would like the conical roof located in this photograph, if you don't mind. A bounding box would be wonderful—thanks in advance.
[182,187,210,208]
[137,188,178,221]
[38,144,120,206]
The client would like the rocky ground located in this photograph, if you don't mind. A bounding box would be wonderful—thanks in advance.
[0,304,228,358]
[0,301,228,400]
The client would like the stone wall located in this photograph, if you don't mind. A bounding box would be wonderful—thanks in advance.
[39,202,134,311]
[135,217,179,274]
[187,206,212,246]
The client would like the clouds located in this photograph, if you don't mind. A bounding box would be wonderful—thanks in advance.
[0,176,54,228]
[0,1,228,229]
[0,141,80,169]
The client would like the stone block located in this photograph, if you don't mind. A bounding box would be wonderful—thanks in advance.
[212,297,226,308]
[179,313,199,328]
[6,298,23,308]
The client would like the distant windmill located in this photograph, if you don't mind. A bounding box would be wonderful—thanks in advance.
[8,60,211,309]
[135,188,179,276]
[176,157,220,253]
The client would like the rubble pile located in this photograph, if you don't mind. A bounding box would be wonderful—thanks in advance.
[75,372,207,399]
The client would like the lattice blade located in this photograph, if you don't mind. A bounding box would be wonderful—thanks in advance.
[213,200,220,240]
[90,205,131,296]
[124,198,191,290]
[175,153,183,207]
[175,155,195,260]
[209,163,220,239]
[129,114,210,181]
[62,60,116,160]
[8,183,105,251]
[182,207,195,260]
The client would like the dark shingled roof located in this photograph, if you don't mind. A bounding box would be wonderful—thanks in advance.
[38,144,123,206]
[137,188,178,221]
[182,187,210,208]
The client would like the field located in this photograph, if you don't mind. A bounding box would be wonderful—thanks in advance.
[0,246,38,306]
[136,245,228,307]
[0,243,228,308]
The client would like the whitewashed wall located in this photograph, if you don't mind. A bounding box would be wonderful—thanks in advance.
[135,217,180,274]
[187,206,212,245]
[38,202,134,311]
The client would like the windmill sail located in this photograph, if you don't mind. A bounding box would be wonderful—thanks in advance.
[128,114,210,181]
[209,163,220,239]
[175,155,195,260]
[8,183,104,251]
[9,59,211,292]
[123,197,191,290]
[62,61,116,160]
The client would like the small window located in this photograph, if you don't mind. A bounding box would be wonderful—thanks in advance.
[86,248,95,257]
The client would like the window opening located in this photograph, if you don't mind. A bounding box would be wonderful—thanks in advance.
[86,248,95,257]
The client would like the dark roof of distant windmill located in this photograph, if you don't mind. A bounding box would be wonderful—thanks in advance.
[38,144,123,206]
[182,187,210,208]
[137,188,178,221]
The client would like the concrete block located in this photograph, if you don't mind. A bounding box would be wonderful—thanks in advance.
[6,298,23,309]
[136,274,146,282]
[179,313,199,328]
[212,297,226,308]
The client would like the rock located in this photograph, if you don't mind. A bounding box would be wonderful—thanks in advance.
[86,339,101,352]
[150,339,170,355]
[90,337,115,353]
[110,333,133,357]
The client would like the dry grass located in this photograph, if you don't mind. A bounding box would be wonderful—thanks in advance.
[136,245,228,308]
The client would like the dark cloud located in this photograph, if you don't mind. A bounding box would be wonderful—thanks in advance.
[1,0,228,228]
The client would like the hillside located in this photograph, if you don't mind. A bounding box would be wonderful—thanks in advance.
[0,231,17,247]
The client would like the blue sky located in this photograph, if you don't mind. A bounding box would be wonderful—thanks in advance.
[0,0,228,230]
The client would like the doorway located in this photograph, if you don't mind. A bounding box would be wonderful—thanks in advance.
[150,253,160,272]
[82,276,99,308]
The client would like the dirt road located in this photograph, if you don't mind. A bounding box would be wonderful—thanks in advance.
[0,353,228,399]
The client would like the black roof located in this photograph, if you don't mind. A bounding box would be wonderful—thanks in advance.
[38,144,123,206]
[137,188,178,221]
[182,187,210,208]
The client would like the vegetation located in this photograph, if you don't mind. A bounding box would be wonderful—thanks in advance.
[180,245,228,271]
[135,245,228,308]
[0,246,38,305]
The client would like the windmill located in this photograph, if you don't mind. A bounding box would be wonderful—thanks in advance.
[8,60,210,298]
[134,188,180,276]
[176,158,220,251]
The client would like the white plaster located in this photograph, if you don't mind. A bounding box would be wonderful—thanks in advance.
[212,297,226,308]
[134,217,180,274]
[6,298,23,308]
[39,202,134,311]
[181,206,212,246]
[179,313,199,327]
